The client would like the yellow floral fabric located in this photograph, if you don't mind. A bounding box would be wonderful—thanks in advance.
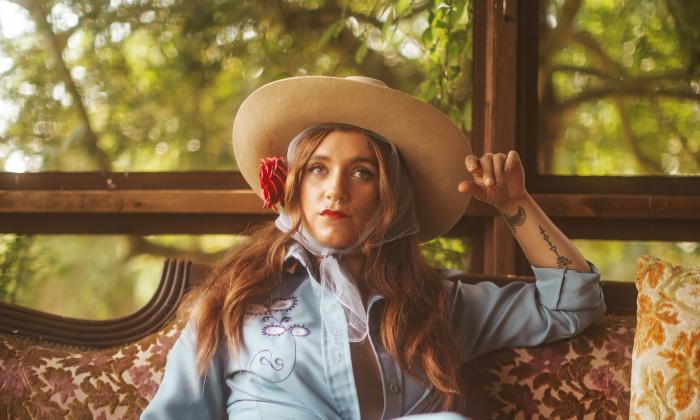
[630,255,700,419]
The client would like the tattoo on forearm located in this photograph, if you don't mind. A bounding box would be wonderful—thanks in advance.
[503,206,526,229]
[538,225,573,268]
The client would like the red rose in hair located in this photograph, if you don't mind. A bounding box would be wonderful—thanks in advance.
[258,156,287,210]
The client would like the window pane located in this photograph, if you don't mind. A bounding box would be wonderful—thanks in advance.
[0,233,472,318]
[0,234,242,319]
[0,0,473,172]
[539,0,700,176]
[573,239,700,281]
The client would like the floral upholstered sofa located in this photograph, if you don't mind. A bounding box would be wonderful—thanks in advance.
[0,259,637,419]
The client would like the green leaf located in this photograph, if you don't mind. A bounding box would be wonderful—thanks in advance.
[395,0,412,15]
[355,43,368,64]
[422,27,434,43]
[436,2,452,10]
[318,19,346,48]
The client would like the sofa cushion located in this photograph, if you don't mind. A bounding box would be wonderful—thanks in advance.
[0,318,182,419]
[630,255,700,418]
[463,314,635,419]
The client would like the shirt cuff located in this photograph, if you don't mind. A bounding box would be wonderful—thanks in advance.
[531,261,604,311]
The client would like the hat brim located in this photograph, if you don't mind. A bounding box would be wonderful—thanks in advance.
[232,76,472,242]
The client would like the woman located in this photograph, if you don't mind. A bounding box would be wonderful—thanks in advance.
[141,76,605,419]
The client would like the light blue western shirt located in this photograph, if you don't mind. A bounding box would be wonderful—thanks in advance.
[141,242,605,419]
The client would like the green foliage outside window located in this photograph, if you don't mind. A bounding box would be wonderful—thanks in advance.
[1,0,699,318]
[573,240,700,281]
[540,0,700,175]
[0,0,474,319]
[0,233,469,319]
[0,0,473,172]
[0,234,242,319]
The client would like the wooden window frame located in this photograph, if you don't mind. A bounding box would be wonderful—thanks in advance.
[1,0,699,279]
[472,0,700,276]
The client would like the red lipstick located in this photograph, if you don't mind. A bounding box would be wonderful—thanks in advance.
[321,209,348,219]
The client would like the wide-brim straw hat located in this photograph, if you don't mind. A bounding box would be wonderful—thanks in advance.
[232,75,472,242]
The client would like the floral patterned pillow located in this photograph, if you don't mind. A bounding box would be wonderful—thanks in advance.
[630,255,700,418]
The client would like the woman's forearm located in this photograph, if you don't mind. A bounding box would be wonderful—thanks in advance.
[494,193,591,272]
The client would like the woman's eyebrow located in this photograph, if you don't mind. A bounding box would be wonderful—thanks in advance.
[308,154,378,166]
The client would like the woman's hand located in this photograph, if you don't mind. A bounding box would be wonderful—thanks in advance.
[457,151,526,208]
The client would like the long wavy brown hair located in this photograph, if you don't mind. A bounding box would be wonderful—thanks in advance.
[183,125,465,410]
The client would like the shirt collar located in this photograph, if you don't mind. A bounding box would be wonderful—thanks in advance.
[283,240,315,276]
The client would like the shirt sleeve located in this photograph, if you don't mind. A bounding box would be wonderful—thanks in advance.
[140,322,228,420]
[445,262,606,363]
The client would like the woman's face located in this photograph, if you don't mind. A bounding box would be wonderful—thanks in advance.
[300,130,380,248]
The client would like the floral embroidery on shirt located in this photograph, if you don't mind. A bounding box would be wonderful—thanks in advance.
[262,325,288,336]
[289,325,311,337]
[248,295,311,383]
[245,296,297,318]
[269,296,298,312]
[259,296,309,337]
[254,350,285,372]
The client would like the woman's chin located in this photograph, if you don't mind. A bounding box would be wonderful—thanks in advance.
[310,234,358,249]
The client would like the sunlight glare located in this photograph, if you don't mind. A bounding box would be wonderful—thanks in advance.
[4,151,28,173]
[0,1,34,39]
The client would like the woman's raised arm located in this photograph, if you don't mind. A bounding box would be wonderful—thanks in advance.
[458,150,590,272]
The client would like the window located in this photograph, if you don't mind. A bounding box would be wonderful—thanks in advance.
[0,0,473,172]
[539,0,699,176]
[469,0,700,278]
[5,0,697,323]
[529,0,700,277]
[0,234,240,319]
[1,0,476,318]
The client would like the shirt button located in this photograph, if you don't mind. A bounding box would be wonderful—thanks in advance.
[388,383,400,393]
[334,352,342,363]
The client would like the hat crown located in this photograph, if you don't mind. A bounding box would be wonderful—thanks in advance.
[344,76,388,88]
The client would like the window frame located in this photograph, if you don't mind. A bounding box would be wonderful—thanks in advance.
[473,0,700,275]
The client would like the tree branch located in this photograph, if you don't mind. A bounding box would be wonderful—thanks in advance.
[539,0,582,69]
[550,64,700,84]
[568,30,627,76]
[557,85,700,114]
[125,236,227,264]
[549,64,611,80]
[13,0,111,171]
[612,97,664,175]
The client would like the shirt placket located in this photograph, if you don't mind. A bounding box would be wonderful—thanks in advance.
[367,296,404,419]
[287,249,361,419]
[320,290,361,420]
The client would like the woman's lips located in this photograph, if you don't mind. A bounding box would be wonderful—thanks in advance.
[320,209,348,219]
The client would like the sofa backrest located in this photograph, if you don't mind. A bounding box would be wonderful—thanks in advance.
[0,258,637,419]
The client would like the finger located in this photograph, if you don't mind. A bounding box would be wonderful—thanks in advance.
[493,153,506,186]
[457,180,486,199]
[464,155,481,174]
[480,154,494,186]
[505,150,521,173]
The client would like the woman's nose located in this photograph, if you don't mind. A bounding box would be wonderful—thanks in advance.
[325,172,347,202]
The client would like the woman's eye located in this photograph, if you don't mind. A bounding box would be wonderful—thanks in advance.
[308,164,325,175]
[352,168,374,180]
